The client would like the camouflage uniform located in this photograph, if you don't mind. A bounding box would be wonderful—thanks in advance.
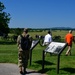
[17,34,32,68]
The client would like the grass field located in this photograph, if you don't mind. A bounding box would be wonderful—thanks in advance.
[0,30,75,75]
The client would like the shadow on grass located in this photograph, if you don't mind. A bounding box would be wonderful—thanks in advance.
[32,60,56,74]
[38,68,55,74]
[61,67,75,74]
[34,60,55,65]
[0,41,16,45]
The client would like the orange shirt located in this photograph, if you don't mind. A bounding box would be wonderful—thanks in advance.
[65,33,73,45]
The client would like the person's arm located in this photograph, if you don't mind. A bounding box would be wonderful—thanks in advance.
[17,35,20,46]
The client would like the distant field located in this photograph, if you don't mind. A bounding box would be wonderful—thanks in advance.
[0,30,75,75]
[29,30,75,38]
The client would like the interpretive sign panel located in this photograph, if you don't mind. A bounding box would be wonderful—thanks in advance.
[30,40,39,50]
[45,42,67,54]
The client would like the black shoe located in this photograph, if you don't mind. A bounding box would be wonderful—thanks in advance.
[65,54,68,56]
[20,71,23,74]
[24,71,27,74]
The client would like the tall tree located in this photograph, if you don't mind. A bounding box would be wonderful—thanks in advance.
[0,1,10,35]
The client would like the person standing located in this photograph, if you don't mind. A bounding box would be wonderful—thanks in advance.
[43,30,52,55]
[43,30,52,46]
[65,30,74,56]
[17,28,32,74]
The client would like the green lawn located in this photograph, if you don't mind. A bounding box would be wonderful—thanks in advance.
[0,30,75,75]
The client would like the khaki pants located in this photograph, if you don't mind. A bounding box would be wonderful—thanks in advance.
[18,50,29,68]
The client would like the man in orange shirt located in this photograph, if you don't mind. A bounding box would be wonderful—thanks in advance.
[65,30,74,56]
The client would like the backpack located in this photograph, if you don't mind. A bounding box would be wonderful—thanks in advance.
[20,35,31,50]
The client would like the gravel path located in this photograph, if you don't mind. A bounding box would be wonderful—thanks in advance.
[0,63,47,75]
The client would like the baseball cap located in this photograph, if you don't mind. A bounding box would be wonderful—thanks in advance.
[23,28,28,33]
[69,30,72,33]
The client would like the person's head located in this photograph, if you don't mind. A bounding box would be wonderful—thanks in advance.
[48,30,51,34]
[23,28,28,33]
[69,30,72,33]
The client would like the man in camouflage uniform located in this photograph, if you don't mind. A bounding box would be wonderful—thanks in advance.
[17,28,32,74]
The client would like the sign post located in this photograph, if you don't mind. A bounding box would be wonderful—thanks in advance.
[42,50,45,71]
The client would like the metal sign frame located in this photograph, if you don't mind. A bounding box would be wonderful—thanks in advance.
[42,42,67,74]
[29,40,40,66]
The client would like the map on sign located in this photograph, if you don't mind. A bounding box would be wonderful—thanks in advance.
[45,42,66,54]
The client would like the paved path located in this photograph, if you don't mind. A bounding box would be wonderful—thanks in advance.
[0,63,47,75]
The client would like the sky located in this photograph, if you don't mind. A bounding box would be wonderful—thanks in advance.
[1,0,75,28]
